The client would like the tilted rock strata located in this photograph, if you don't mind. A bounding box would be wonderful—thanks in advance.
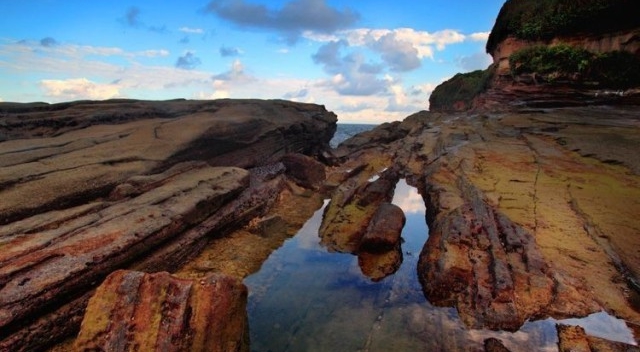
[0,99,336,225]
[75,270,248,352]
[330,107,640,336]
[0,99,336,351]
[0,163,248,350]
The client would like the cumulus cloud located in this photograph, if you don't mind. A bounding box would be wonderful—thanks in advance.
[40,37,58,47]
[457,52,493,71]
[212,59,254,83]
[312,40,389,96]
[175,52,202,70]
[204,0,359,42]
[40,78,120,100]
[219,46,243,57]
[372,32,421,72]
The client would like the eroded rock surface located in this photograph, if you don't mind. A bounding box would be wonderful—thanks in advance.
[75,270,248,352]
[328,106,640,342]
[0,98,336,351]
[557,324,640,352]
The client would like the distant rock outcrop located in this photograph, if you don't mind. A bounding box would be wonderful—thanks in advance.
[0,98,336,351]
[429,0,640,112]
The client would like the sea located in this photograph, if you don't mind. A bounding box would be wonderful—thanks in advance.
[330,123,378,148]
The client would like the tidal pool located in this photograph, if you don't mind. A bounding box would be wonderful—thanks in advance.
[244,180,636,351]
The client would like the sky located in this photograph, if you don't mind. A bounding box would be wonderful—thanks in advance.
[0,0,506,123]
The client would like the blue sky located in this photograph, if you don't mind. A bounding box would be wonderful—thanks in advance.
[0,0,505,123]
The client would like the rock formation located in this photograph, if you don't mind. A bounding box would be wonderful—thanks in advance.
[0,98,336,351]
[430,0,640,112]
[327,106,640,342]
[74,270,248,352]
[557,324,640,352]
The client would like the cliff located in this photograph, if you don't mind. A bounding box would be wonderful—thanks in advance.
[430,0,640,112]
[0,98,336,351]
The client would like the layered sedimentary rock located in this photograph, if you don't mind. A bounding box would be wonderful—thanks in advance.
[0,99,336,351]
[557,324,640,352]
[328,106,640,343]
[75,270,248,352]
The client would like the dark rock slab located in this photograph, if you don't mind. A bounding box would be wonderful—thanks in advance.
[281,153,326,190]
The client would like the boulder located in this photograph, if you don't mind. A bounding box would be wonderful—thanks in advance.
[75,270,248,352]
[319,169,398,253]
[281,153,326,190]
[359,203,405,253]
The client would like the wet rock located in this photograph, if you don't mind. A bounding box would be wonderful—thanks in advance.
[484,338,511,352]
[331,106,640,335]
[556,324,640,352]
[281,153,326,190]
[75,270,248,352]
[357,245,403,282]
[319,169,398,253]
[359,203,406,253]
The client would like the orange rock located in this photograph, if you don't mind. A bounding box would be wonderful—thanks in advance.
[75,270,248,352]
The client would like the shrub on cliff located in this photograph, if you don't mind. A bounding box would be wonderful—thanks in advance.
[509,45,640,88]
[486,0,638,53]
[429,67,495,111]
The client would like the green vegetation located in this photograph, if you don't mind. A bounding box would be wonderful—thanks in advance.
[509,45,640,88]
[429,66,495,111]
[486,0,638,53]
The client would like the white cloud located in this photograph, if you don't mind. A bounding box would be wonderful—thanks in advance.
[179,26,204,34]
[469,31,490,42]
[40,78,121,100]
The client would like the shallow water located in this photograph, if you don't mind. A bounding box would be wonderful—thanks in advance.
[244,180,636,351]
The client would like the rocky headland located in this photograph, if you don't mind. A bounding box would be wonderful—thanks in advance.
[1,1,640,351]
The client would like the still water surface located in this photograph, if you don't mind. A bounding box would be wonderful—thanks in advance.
[244,180,635,351]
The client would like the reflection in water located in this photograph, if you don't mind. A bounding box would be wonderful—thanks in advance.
[244,180,636,351]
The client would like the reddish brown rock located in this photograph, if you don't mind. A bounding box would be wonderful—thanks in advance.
[484,338,511,352]
[357,246,402,282]
[557,324,640,352]
[319,169,398,253]
[359,203,405,253]
[75,270,248,352]
[281,153,326,190]
[0,99,336,351]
